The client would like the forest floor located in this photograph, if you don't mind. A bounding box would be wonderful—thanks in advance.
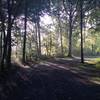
[0,57,100,100]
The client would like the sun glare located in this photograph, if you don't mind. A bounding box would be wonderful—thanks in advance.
[41,14,53,25]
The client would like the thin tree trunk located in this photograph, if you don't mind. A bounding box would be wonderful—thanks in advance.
[80,1,84,63]
[16,39,18,58]
[60,25,63,56]
[23,0,27,63]
[62,0,73,57]
[83,19,86,44]
[6,0,12,67]
[68,13,72,57]
[0,33,2,57]
[0,0,2,58]
[37,18,41,58]
[0,0,6,70]
[1,21,6,70]
[58,16,63,56]
[49,34,52,56]
[35,23,39,60]
[29,39,32,60]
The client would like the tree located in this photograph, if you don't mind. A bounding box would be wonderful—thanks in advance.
[37,16,41,58]
[22,0,28,63]
[80,0,84,63]
[63,0,78,57]
[0,0,24,70]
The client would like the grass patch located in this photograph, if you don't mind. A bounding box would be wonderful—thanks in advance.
[94,58,100,62]
[94,58,100,69]
[95,62,100,69]
[85,57,100,68]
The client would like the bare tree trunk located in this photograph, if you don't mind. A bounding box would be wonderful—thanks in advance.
[0,0,7,71]
[29,39,32,60]
[49,33,52,56]
[35,23,39,60]
[68,12,72,57]
[37,17,41,58]
[6,0,12,67]
[0,0,2,59]
[83,19,86,44]
[0,32,3,57]
[80,1,84,63]
[23,0,27,63]
[1,19,6,70]
[16,38,18,58]
[58,16,63,56]
[62,0,73,57]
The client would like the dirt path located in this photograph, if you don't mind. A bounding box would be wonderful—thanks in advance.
[0,58,100,100]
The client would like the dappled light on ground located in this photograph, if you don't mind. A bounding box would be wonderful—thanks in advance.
[14,57,100,86]
[1,58,100,100]
[38,60,100,85]
[16,57,100,85]
[13,58,31,69]
[90,77,100,85]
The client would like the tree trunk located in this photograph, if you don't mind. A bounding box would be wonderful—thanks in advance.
[37,17,41,58]
[6,0,12,67]
[22,0,27,63]
[49,34,52,56]
[58,16,63,56]
[1,20,6,70]
[35,23,39,60]
[0,0,6,71]
[0,32,3,58]
[68,13,72,57]
[80,1,84,63]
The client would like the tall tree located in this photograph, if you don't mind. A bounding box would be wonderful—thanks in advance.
[0,0,6,70]
[35,22,39,60]
[22,0,28,63]
[63,0,78,57]
[37,16,41,58]
[6,0,12,67]
[80,0,84,63]
[0,0,24,69]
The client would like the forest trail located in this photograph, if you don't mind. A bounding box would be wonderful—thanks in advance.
[0,58,100,100]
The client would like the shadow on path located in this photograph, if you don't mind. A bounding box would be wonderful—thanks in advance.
[0,58,100,100]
